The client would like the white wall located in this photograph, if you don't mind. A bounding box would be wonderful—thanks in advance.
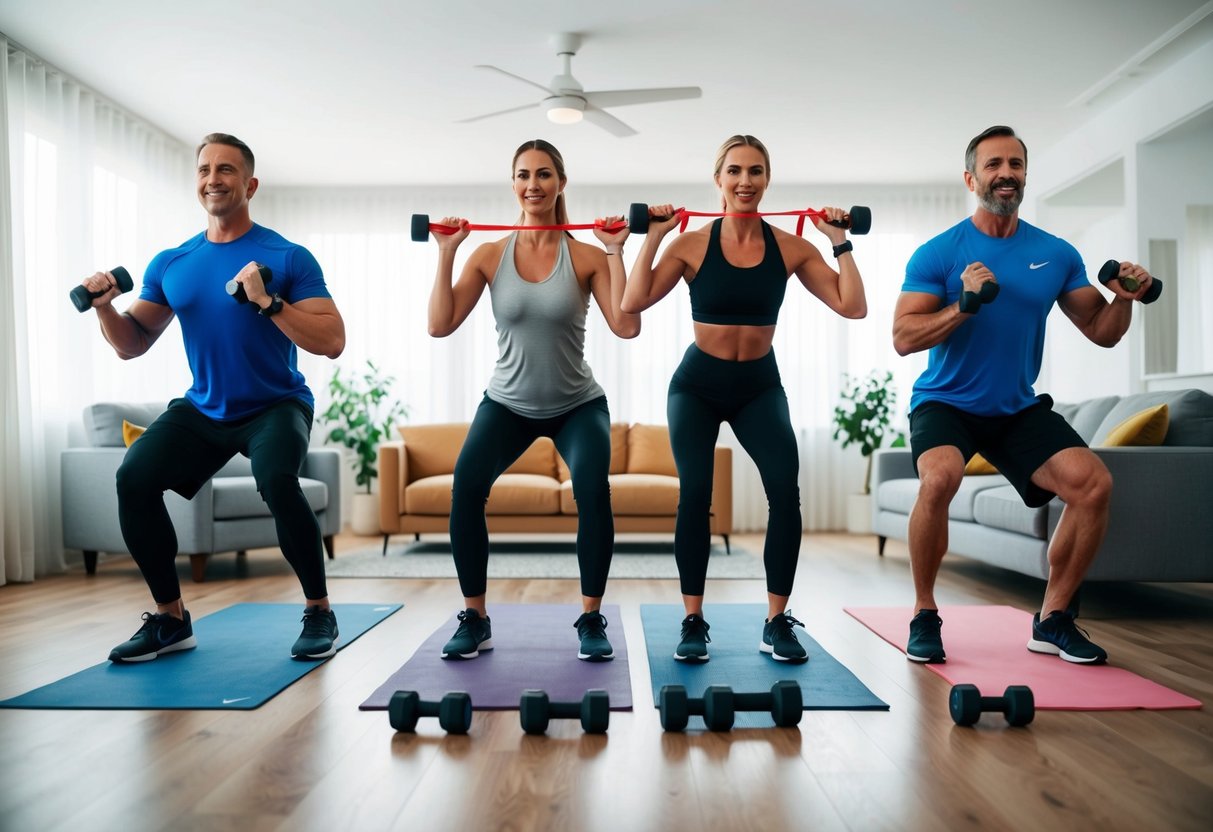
[1030,38,1213,399]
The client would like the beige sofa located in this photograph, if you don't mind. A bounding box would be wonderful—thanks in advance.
[378,422,732,553]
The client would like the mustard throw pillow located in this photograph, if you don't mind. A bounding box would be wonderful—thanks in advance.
[122,419,147,447]
[1102,403,1169,447]
[964,453,999,475]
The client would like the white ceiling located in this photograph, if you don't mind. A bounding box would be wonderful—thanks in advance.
[2,0,1211,187]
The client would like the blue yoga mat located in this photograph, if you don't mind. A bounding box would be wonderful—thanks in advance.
[641,604,887,728]
[0,603,401,710]
[361,604,632,711]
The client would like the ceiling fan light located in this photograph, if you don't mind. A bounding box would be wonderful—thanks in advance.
[545,95,585,124]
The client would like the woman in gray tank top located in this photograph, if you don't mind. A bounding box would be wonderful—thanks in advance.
[426,139,640,662]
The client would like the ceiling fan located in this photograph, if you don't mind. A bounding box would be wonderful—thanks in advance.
[457,32,702,137]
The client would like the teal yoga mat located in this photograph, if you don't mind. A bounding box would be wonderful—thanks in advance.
[641,604,887,727]
[0,603,400,710]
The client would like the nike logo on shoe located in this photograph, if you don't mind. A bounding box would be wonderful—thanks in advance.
[1029,261,1049,269]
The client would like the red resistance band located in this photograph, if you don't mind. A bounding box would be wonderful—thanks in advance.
[666,208,836,236]
[427,218,628,237]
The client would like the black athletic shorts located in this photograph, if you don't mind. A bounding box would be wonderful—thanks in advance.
[909,394,1086,508]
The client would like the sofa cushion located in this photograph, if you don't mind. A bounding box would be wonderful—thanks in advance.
[83,402,166,447]
[399,424,468,481]
[1091,389,1213,447]
[964,453,999,475]
[559,473,680,516]
[405,473,561,516]
[875,475,1008,521]
[556,422,629,481]
[213,476,328,520]
[626,424,678,476]
[1057,396,1120,444]
[504,436,558,478]
[1101,403,1169,447]
[122,419,147,447]
[972,485,1048,539]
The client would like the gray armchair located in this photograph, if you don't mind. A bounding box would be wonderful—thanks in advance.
[62,402,342,582]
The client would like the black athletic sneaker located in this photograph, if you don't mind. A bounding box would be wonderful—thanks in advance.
[291,605,339,660]
[108,610,197,663]
[1027,610,1107,664]
[674,613,711,662]
[441,608,494,659]
[574,611,615,662]
[761,610,808,663]
[906,609,946,663]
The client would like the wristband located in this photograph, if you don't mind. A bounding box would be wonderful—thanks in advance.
[258,293,284,318]
[605,246,623,256]
[958,291,981,315]
[832,240,853,258]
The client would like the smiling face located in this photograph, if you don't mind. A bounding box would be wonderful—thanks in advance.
[966,134,1026,217]
[512,148,566,219]
[196,142,257,219]
[715,144,769,212]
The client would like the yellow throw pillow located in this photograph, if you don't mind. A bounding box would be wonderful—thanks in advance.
[1102,403,1169,447]
[964,453,999,475]
[122,419,147,447]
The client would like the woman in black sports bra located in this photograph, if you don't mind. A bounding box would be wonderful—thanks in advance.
[622,134,867,663]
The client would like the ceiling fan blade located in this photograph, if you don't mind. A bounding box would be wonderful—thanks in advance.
[455,101,541,124]
[474,65,556,96]
[582,107,637,138]
[583,86,702,109]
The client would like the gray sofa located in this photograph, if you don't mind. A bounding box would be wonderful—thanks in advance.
[872,388,1213,582]
[61,402,342,581]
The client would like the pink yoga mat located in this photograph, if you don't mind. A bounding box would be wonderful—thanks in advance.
[845,605,1201,711]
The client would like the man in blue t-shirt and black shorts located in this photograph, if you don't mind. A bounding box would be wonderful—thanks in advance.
[893,126,1156,665]
[78,133,347,663]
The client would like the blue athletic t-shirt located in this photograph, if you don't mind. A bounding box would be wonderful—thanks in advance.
[903,218,1089,416]
[139,223,331,420]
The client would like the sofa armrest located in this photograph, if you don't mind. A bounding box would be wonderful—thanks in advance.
[378,440,407,534]
[302,448,342,535]
[872,448,916,487]
[710,445,733,534]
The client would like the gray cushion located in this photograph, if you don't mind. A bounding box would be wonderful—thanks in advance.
[83,402,167,447]
[1091,389,1213,447]
[973,485,1048,539]
[1058,395,1121,443]
[875,475,1008,522]
[212,477,329,519]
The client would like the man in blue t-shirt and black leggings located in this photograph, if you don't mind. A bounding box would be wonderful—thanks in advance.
[893,125,1155,665]
[79,133,347,663]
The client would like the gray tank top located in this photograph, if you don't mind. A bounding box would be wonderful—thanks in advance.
[486,233,605,418]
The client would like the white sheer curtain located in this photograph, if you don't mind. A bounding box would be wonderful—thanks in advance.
[1184,206,1213,373]
[1,41,194,581]
[259,180,965,531]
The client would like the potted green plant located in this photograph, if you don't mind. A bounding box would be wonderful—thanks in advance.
[832,370,906,533]
[319,360,408,535]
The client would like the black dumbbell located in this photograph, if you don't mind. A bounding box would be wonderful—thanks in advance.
[69,266,134,313]
[225,264,273,304]
[949,683,1034,727]
[978,282,1000,303]
[659,681,803,732]
[1098,259,1162,304]
[411,213,433,242]
[388,690,473,734]
[519,689,609,735]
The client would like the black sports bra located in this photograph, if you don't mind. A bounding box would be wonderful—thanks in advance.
[689,219,788,326]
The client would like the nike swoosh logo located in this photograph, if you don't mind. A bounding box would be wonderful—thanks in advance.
[373,606,392,611]
[222,697,251,704]
[1029,261,1049,269]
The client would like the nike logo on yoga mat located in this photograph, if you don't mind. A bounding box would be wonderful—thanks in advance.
[222,697,251,704]
[1029,261,1049,269]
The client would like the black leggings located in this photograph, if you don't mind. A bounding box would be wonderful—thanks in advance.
[450,395,613,598]
[116,397,328,603]
[668,345,801,596]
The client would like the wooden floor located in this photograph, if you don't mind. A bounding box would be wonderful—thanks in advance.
[1,531,1210,832]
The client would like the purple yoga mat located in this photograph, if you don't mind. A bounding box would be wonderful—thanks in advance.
[359,604,632,711]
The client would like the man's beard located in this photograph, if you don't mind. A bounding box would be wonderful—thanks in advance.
[978,177,1023,216]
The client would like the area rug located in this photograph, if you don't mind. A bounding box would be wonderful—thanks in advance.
[0,603,401,710]
[641,604,888,728]
[328,540,763,580]
[846,605,1202,710]
[360,603,632,711]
